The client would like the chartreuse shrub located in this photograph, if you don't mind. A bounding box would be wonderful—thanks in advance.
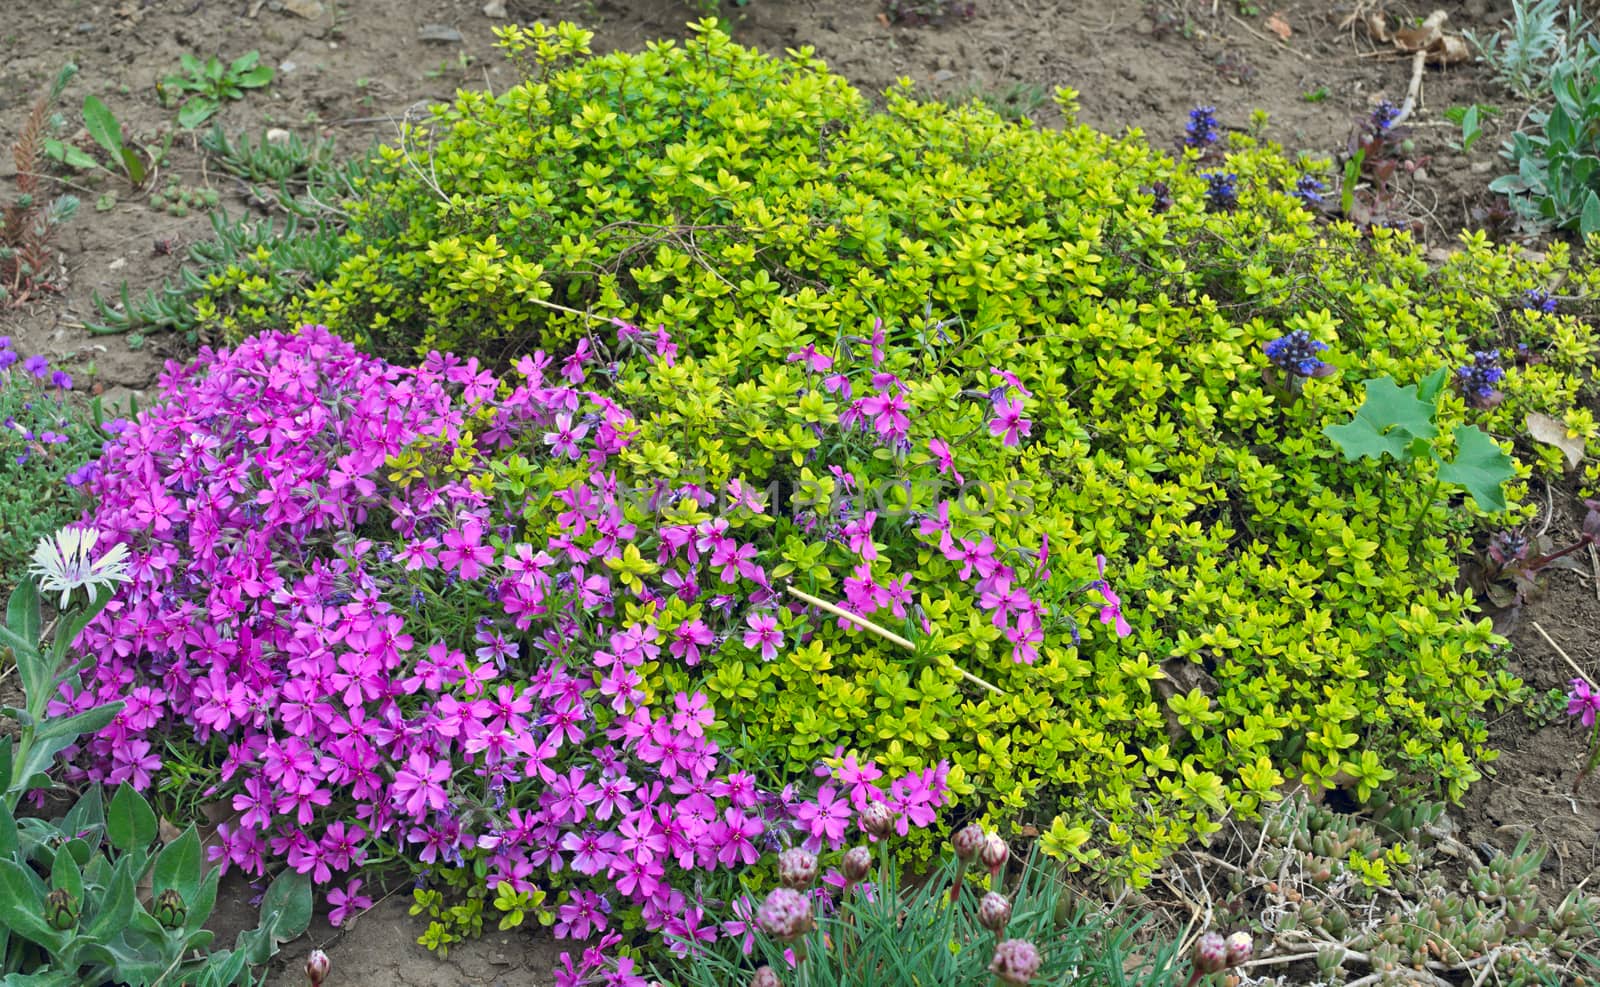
[209,19,1600,881]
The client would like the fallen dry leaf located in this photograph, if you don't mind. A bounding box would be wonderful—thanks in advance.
[1365,11,1391,42]
[1264,11,1292,40]
[1526,412,1586,471]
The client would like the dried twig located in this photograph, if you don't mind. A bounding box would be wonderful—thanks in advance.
[1532,621,1597,689]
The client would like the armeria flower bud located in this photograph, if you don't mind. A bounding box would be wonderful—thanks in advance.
[153,888,187,929]
[859,801,894,838]
[1225,931,1253,967]
[750,967,782,987]
[951,822,984,862]
[45,888,78,930]
[755,887,814,943]
[840,845,873,883]
[777,848,818,889]
[980,833,1009,879]
[977,892,1013,932]
[305,949,330,987]
[1192,931,1229,974]
[989,938,1042,985]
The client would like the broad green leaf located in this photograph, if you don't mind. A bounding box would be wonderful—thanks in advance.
[1580,190,1600,239]
[0,859,67,951]
[6,579,40,655]
[107,782,157,852]
[178,98,220,129]
[1323,376,1438,463]
[1438,424,1514,512]
[85,852,137,940]
[236,870,312,965]
[153,826,203,902]
[188,865,222,929]
[32,701,123,746]
[118,147,148,185]
[235,65,275,88]
[81,95,125,160]
[62,782,105,838]
[41,138,98,171]
[0,793,15,858]
[1414,366,1449,404]
[49,843,84,902]
[0,969,81,986]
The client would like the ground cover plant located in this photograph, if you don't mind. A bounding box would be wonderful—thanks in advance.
[171,20,1600,884]
[57,326,950,980]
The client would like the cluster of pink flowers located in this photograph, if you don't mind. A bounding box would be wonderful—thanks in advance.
[784,335,1132,665]
[60,327,947,982]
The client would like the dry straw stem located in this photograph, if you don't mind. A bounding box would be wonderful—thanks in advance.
[784,583,1006,696]
[1531,621,1597,689]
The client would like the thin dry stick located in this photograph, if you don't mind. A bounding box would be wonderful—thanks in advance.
[1390,49,1428,128]
[784,584,1006,695]
[1588,542,1600,602]
[1531,621,1597,689]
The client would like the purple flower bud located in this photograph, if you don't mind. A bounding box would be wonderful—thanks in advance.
[755,887,813,942]
[977,892,1012,932]
[750,967,782,987]
[1193,931,1229,974]
[840,845,873,883]
[859,801,895,838]
[1225,931,1253,966]
[305,948,330,986]
[989,939,1042,985]
[777,848,818,889]
[980,833,1009,878]
[952,822,984,862]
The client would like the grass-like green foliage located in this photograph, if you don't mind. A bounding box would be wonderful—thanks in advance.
[200,21,1600,883]
[666,846,1179,986]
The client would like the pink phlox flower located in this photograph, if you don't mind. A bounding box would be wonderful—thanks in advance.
[669,619,714,665]
[928,438,965,485]
[795,784,851,851]
[786,343,835,372]
[326,878,373,928]
[1094,553,1133,638]
[1569,678,1600,727]
[989,366,1033,398]
[742,612,783,661]
[439,520,494,580]
[988,395,1032,447]
[544,413,590,459]
[562,339,591,384]
[842,511,880,561]
[726,477,767,514]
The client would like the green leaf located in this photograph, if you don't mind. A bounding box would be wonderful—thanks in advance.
[236,870,312,965]
[31,701,123,747]
[81,95,126,161]
[84,851,138,940]
[1580,190,1600,240]
[62,783,105,838]
[0,969,81,987]
[6,579,40,656]
[178,98,221,129]
[0,791,16,858]
[49,842,84,902]
[107,782,158,852]
[153,826,203,902]
[0,859,67,952]
[118,146,148,185]
[1415,366,1449,404]
[1438,424,1514,512]
[1324,376,1438,463]
[187,860,222,930]
[235,65,275,88]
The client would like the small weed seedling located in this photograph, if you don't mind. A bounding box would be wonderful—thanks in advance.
[159,52,274,129]
[3,63,80,306]
[1325,368,1516,531]
[43,94,160,187]
[1443,103,1492,153]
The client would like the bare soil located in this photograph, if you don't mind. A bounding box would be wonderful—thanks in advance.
[1,0,1596,984]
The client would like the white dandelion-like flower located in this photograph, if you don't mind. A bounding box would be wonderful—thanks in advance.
[28,526,131,608]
